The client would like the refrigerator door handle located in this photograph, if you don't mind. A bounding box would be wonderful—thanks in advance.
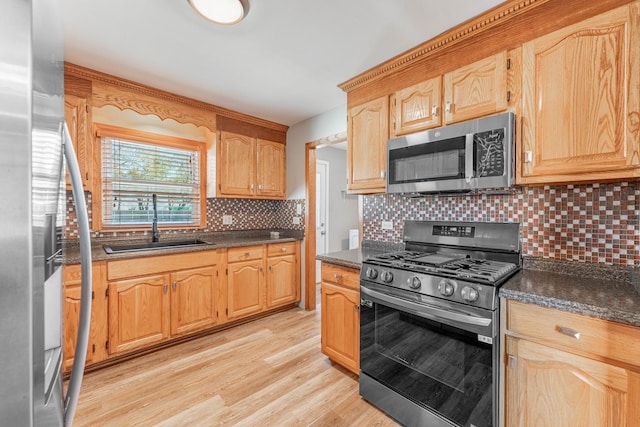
[62,122,92,427]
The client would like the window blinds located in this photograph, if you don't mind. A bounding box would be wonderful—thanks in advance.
[101,136,201,226]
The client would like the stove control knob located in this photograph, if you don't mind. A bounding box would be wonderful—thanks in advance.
[381,271,394,283]
[437,279,455,297]
[461,286,479,302]
[408,276,422,290]
[365,267,378,280]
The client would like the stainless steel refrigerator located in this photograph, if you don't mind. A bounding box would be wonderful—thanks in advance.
[1,0,92,425]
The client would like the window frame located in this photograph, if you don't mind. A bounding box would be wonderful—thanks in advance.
[93,123,207,232]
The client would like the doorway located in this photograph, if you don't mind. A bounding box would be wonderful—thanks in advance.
[304,131,361,310]
[315,160,329,284]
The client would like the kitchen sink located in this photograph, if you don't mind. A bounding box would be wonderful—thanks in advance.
[103,239,211,254]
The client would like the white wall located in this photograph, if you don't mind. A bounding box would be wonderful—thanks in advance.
[286,104,347,307]
[316,146,358,252]
[286,104,347,199]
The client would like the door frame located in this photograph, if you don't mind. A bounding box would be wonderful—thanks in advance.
[315,159,330,267]
[304,131,346,310]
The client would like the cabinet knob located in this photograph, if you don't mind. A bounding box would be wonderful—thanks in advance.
[431,104,438,117]
[281,247,287,252]
[245,252,250,257]
[172,282,177,291]
[380,170,386,178]
[445,101,453,113]
[269,265,272,271]
[163,284,168,293]
[258,184,262,190]
[334,273,342,279]
[556,325,580,340]
[524,151,533,163]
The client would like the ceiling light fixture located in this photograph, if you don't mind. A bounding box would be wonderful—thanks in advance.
[188,0,249,25]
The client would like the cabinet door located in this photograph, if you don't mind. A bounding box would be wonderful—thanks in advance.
[505,336,632,426]
[443,51,508,124]
[227,259,264,320]
[218,131,256,197]
[321,281,359,374]
[256,139,286,199]
[64,93,92,190]
[62,263,108,373]
[347,96,389,194]
[108,274,170,354]
[520,4,640,183]
[266,255,297,307]
[390,76,442,137]
[170,266,218,336]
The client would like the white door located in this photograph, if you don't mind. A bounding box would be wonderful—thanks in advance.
[316,160,329,283]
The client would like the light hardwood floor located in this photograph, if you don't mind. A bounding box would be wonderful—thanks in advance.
[71,305,399,426]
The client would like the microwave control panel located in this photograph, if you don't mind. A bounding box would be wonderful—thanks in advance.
[474,129,505,177]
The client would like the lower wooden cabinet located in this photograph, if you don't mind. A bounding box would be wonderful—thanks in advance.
[320,262,360,375]
[108,273,171,354]
[171,266,218,336]
[266,242,299,308]
[62,262,108,373]
[106,250,219,355]
[227,258,265,320]
[502,300,640,426]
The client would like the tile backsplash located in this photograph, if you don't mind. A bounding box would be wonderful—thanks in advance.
[64,192,305,239]
[363,182,640,267]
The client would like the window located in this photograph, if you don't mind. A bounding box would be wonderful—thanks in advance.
[94,124,206,230]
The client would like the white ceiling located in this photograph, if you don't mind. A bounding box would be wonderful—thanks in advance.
[63,0,505,127]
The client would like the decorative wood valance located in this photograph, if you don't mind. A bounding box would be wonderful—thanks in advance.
[64,62,289,136]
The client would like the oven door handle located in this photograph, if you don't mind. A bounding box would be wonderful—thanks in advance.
[361,286,492,328]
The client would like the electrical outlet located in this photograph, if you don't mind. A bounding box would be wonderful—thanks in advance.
[292,216,301,225]
[296,204,302,215]
[381,221,393,230]
[222,215,233,225]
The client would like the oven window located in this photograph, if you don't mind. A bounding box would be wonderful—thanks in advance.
[361,301,494,427]
[388,136,465,184]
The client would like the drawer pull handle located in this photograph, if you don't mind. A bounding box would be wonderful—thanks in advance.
[334,273,342,279]
[281,247,287,252]
[245,252,250,257]
[556,326,580,340]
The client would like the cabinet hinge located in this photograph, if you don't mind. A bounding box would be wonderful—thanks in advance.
[105,340,109,351]
[92,344,96,354]
[225,308,228,316]
[393,122,396,131]
[507,58,511,70]
[507,90,511,102]
[91,291,95,300]
[85,172,89,181]
[226,268,228,275]
[105,288,109,298]
[218,184,221,190]
[216,270,219,277]
[85,105,89,113]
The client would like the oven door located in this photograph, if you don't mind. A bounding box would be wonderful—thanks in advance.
[359,282,499,427]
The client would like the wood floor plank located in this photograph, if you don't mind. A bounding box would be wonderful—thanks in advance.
[71,307,399,426]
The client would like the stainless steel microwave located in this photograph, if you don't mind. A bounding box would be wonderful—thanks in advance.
[386,112,515,194]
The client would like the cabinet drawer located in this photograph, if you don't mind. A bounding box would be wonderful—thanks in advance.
[506,300,640,368]
[267,242,296,256]
[227,245,264,263]
[321,263,359,291]
[107,250,217,281]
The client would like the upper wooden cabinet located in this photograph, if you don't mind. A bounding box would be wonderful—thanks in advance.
[64,93,92,190]
[217,131,286,199]
[347,96,389,194]
[390,76,442,137]
[519,2,640,184]
[389,52,509,138]
[443,51,508,125]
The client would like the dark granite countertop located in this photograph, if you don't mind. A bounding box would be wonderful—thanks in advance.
[315,240,403,269]
[63,229,304,264]
[500,258,640,327]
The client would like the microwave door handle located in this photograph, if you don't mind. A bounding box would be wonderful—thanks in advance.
[465,133,474,183]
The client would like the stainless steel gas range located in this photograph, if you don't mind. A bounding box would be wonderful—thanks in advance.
[359,220,521,427]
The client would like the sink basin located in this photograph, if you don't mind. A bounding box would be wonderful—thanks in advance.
[103,239,211,254]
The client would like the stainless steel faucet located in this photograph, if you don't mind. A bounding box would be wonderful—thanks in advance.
[152,194,160,242]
